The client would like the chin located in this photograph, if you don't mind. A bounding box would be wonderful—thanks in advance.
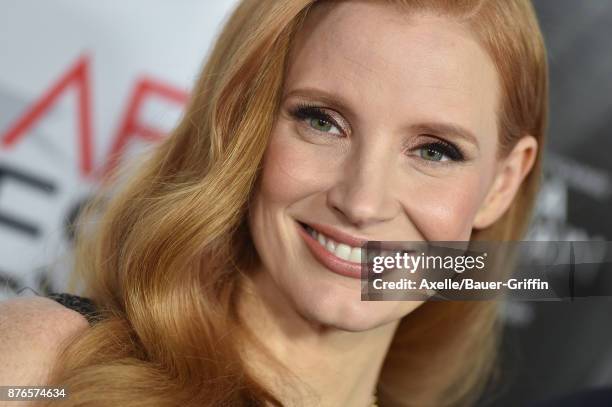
[291,286,423,332]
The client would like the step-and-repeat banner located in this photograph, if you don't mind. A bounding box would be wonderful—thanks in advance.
[0,0,238,299]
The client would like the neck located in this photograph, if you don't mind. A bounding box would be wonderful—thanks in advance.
[236,269,399,407]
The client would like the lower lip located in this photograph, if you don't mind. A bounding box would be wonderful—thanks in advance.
[296,222,364,279]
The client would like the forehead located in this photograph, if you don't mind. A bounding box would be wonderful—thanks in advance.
[285,0,501,139]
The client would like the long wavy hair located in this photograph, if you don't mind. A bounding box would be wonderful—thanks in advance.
[44,0,548,406]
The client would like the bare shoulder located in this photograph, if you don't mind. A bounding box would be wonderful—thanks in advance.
[0,295,90,386]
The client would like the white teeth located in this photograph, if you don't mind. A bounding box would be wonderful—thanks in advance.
[306,225,363,263]
[349,247,362,262]
[334,243,351,261]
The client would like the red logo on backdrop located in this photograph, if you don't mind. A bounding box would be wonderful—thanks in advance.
[0,55,190,294]
[1,55,190,180]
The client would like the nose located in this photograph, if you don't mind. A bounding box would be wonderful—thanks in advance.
[327,143,400,227]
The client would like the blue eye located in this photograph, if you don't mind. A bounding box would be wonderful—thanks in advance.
[290,104,343,135]
[308,117,341,134]
[419,146,447,161]
[415,141,464,162]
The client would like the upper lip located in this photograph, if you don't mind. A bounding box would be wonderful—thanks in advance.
[300,221,369,247]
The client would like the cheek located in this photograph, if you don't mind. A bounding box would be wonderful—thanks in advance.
[400,171,488,240]
[258,128,335,205]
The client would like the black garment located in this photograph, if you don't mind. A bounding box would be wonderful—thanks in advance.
[46,292,102,325]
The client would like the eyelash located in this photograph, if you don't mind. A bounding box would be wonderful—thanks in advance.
[289,103,345,135]
[417,139,465,161]
[288,103,466,162]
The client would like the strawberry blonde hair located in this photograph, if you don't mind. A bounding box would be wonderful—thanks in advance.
[44,0,547,406]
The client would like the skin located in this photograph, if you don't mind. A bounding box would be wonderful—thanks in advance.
[242,1,537,405]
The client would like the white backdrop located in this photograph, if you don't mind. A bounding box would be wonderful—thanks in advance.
[0,0,238,300]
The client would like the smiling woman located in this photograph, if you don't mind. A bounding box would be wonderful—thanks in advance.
[25,0,548,406]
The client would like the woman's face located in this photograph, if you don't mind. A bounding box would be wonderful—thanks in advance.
[249,1,512,331]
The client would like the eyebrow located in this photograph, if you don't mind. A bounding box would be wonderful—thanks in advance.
[284,87,480,147]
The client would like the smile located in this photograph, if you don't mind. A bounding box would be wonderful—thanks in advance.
[296,221,367,279]
[303,224,362,262]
